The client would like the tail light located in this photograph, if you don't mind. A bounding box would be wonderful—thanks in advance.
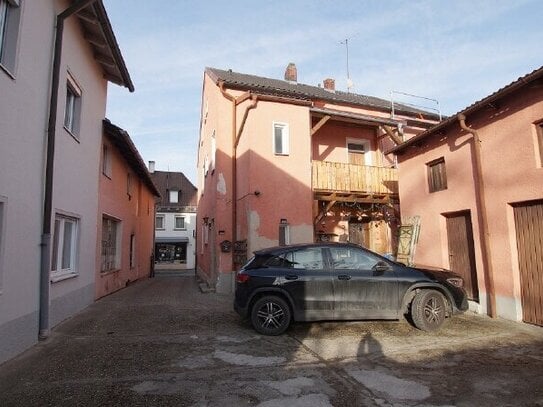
[236,272,250,283]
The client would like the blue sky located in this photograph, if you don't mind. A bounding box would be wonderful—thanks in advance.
[103,0,542,184]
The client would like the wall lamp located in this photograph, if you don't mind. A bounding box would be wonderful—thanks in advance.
[237,190,261,201]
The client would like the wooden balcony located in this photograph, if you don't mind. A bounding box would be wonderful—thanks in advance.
[312,161,398,198]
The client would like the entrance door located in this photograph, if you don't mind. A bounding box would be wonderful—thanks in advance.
[513,201,543,326]
[445,212,479,301]
[349,220,369,247]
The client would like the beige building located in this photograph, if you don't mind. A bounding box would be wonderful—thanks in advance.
[0,0,133,363]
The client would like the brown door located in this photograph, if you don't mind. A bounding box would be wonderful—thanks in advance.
[446,212,479,301]
[513,201,543,326]
[349,220,369,247]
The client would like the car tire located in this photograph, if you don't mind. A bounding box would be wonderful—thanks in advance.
[250,295,291,336]
[411,290,447,332]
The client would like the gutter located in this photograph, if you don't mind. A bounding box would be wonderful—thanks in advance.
[457,114,496,318]
[40,0,100,340]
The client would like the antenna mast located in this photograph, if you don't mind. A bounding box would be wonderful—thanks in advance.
[340,38,354,92]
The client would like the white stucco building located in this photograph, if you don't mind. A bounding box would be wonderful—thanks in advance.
[0,0,133,364]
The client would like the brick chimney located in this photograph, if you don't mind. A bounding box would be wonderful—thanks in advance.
[284,63,297,83]
[323,78,335,91]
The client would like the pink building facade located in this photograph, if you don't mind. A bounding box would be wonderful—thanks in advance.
[392,66,543,326]
[197,66,438,292]
[96,121,159,299]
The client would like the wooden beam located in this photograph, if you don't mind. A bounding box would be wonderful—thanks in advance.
[94,53,116,68]
[314,199,337,225]
[315,193,392,204]
[77,9,99,24]
[382,125,404,146]
[84,32,106,47]
[311,115,330,136]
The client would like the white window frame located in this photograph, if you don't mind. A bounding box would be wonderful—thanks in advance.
[51,213,79,281]
[174,216,186,230]
[169,189,179,203]
[0,0,22,77]
[102,144,112,178]
[64,73,82,138]
[155,214,165,230]
[273,122,289,155]
[0,196,6,293]
[101,216,121,272]
[346,138,372,165]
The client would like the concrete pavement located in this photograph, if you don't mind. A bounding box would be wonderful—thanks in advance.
[0,274,542,406]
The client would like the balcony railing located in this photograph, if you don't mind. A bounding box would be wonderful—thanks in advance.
[312,161,398,195]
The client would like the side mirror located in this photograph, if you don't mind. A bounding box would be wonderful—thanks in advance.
[373,261,392,273]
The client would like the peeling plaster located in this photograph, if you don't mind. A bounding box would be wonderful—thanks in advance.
[217,173,227,195]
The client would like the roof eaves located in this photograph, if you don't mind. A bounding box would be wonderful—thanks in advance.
[389,65,543,155]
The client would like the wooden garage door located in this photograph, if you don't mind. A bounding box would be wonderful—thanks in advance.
[446,212,479,301]
[513,201,543,327]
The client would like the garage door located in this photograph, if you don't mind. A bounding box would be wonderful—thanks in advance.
[513,200,543,327]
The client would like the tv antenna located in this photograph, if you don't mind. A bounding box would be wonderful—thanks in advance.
[340,38,354,92]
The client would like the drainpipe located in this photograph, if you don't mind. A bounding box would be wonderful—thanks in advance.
[218,82,259,271]
[457,113,496,318]
[40,0,99,340]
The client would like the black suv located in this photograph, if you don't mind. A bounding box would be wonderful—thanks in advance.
[234,242,468,335]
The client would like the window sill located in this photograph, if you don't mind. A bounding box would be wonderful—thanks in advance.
[173,228,187,231]
[100,269,120,276]
[64,126,80,143]
[51,271,78,283]
[0,62,16,80]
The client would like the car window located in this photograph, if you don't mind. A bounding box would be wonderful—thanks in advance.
[283,248,325,270]
[329,247,380,270]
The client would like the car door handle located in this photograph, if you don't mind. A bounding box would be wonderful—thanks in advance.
[338,274,351,280]
[285,274,298,280]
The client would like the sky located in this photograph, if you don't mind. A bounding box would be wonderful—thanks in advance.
[103,0,542,184]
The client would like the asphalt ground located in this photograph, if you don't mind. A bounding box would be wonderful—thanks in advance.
[0,275,542,406]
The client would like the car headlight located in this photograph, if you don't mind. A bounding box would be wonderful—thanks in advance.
[446,277,464,288]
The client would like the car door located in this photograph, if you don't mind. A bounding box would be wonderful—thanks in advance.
[278,247,334,320]
[327,246,400,319]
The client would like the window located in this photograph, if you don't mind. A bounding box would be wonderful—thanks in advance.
[102,144,112,178]
[427,157,447,192]
[169,189,179,203]
[329,246,380,270]
[279,222,290,246]
[101,216,120,272]
[210,130,216,172]
[270,248,324,270]
[0,0,22,75]
[174,216,186,230]
[64,74,82,136]
[51,214,78,278]
[537,122,543,166]
[273,122,289,155]
[155,215,165,230]
[126,172,132,199]
[347,139,371,166]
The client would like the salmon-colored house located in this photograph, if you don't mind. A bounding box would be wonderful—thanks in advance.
[391,66,543,326]
[97,120,160,299]
[197,65,439,292]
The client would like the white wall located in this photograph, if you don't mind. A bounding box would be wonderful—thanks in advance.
[155,211,197,269]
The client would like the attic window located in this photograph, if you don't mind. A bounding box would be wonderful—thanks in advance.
[427,157,447,193]
[169,189,179,204]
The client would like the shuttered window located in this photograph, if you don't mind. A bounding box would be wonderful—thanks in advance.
[427,157,447,193]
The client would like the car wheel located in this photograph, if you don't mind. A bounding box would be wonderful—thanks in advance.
[411,290,447,331]
[250,295,291,336]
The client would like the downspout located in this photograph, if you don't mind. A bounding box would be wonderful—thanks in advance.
[457,114,496,318]
[40,0,99,340]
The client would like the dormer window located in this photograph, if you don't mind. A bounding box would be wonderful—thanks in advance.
[169,189,179,204]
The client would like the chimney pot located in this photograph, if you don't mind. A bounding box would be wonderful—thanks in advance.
[284,63,297,83]
[148,161,155,173]
[323,78,335,91]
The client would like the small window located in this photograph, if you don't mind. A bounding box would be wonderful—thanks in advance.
[101,216,121,272]
[126,172,132,199]
[155,215,165,230]
[347,140,370,166]
[64,74,82,137]
[537,122,543,166]
[273,122,289,155]
[279,222,290,246]
[0,0,22,76]
[427,157,447,193]
[51,214,79,278]
[102,144,112,178]
[169,189,179,203]
[210,130,216,172]
[174,216,186,230]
